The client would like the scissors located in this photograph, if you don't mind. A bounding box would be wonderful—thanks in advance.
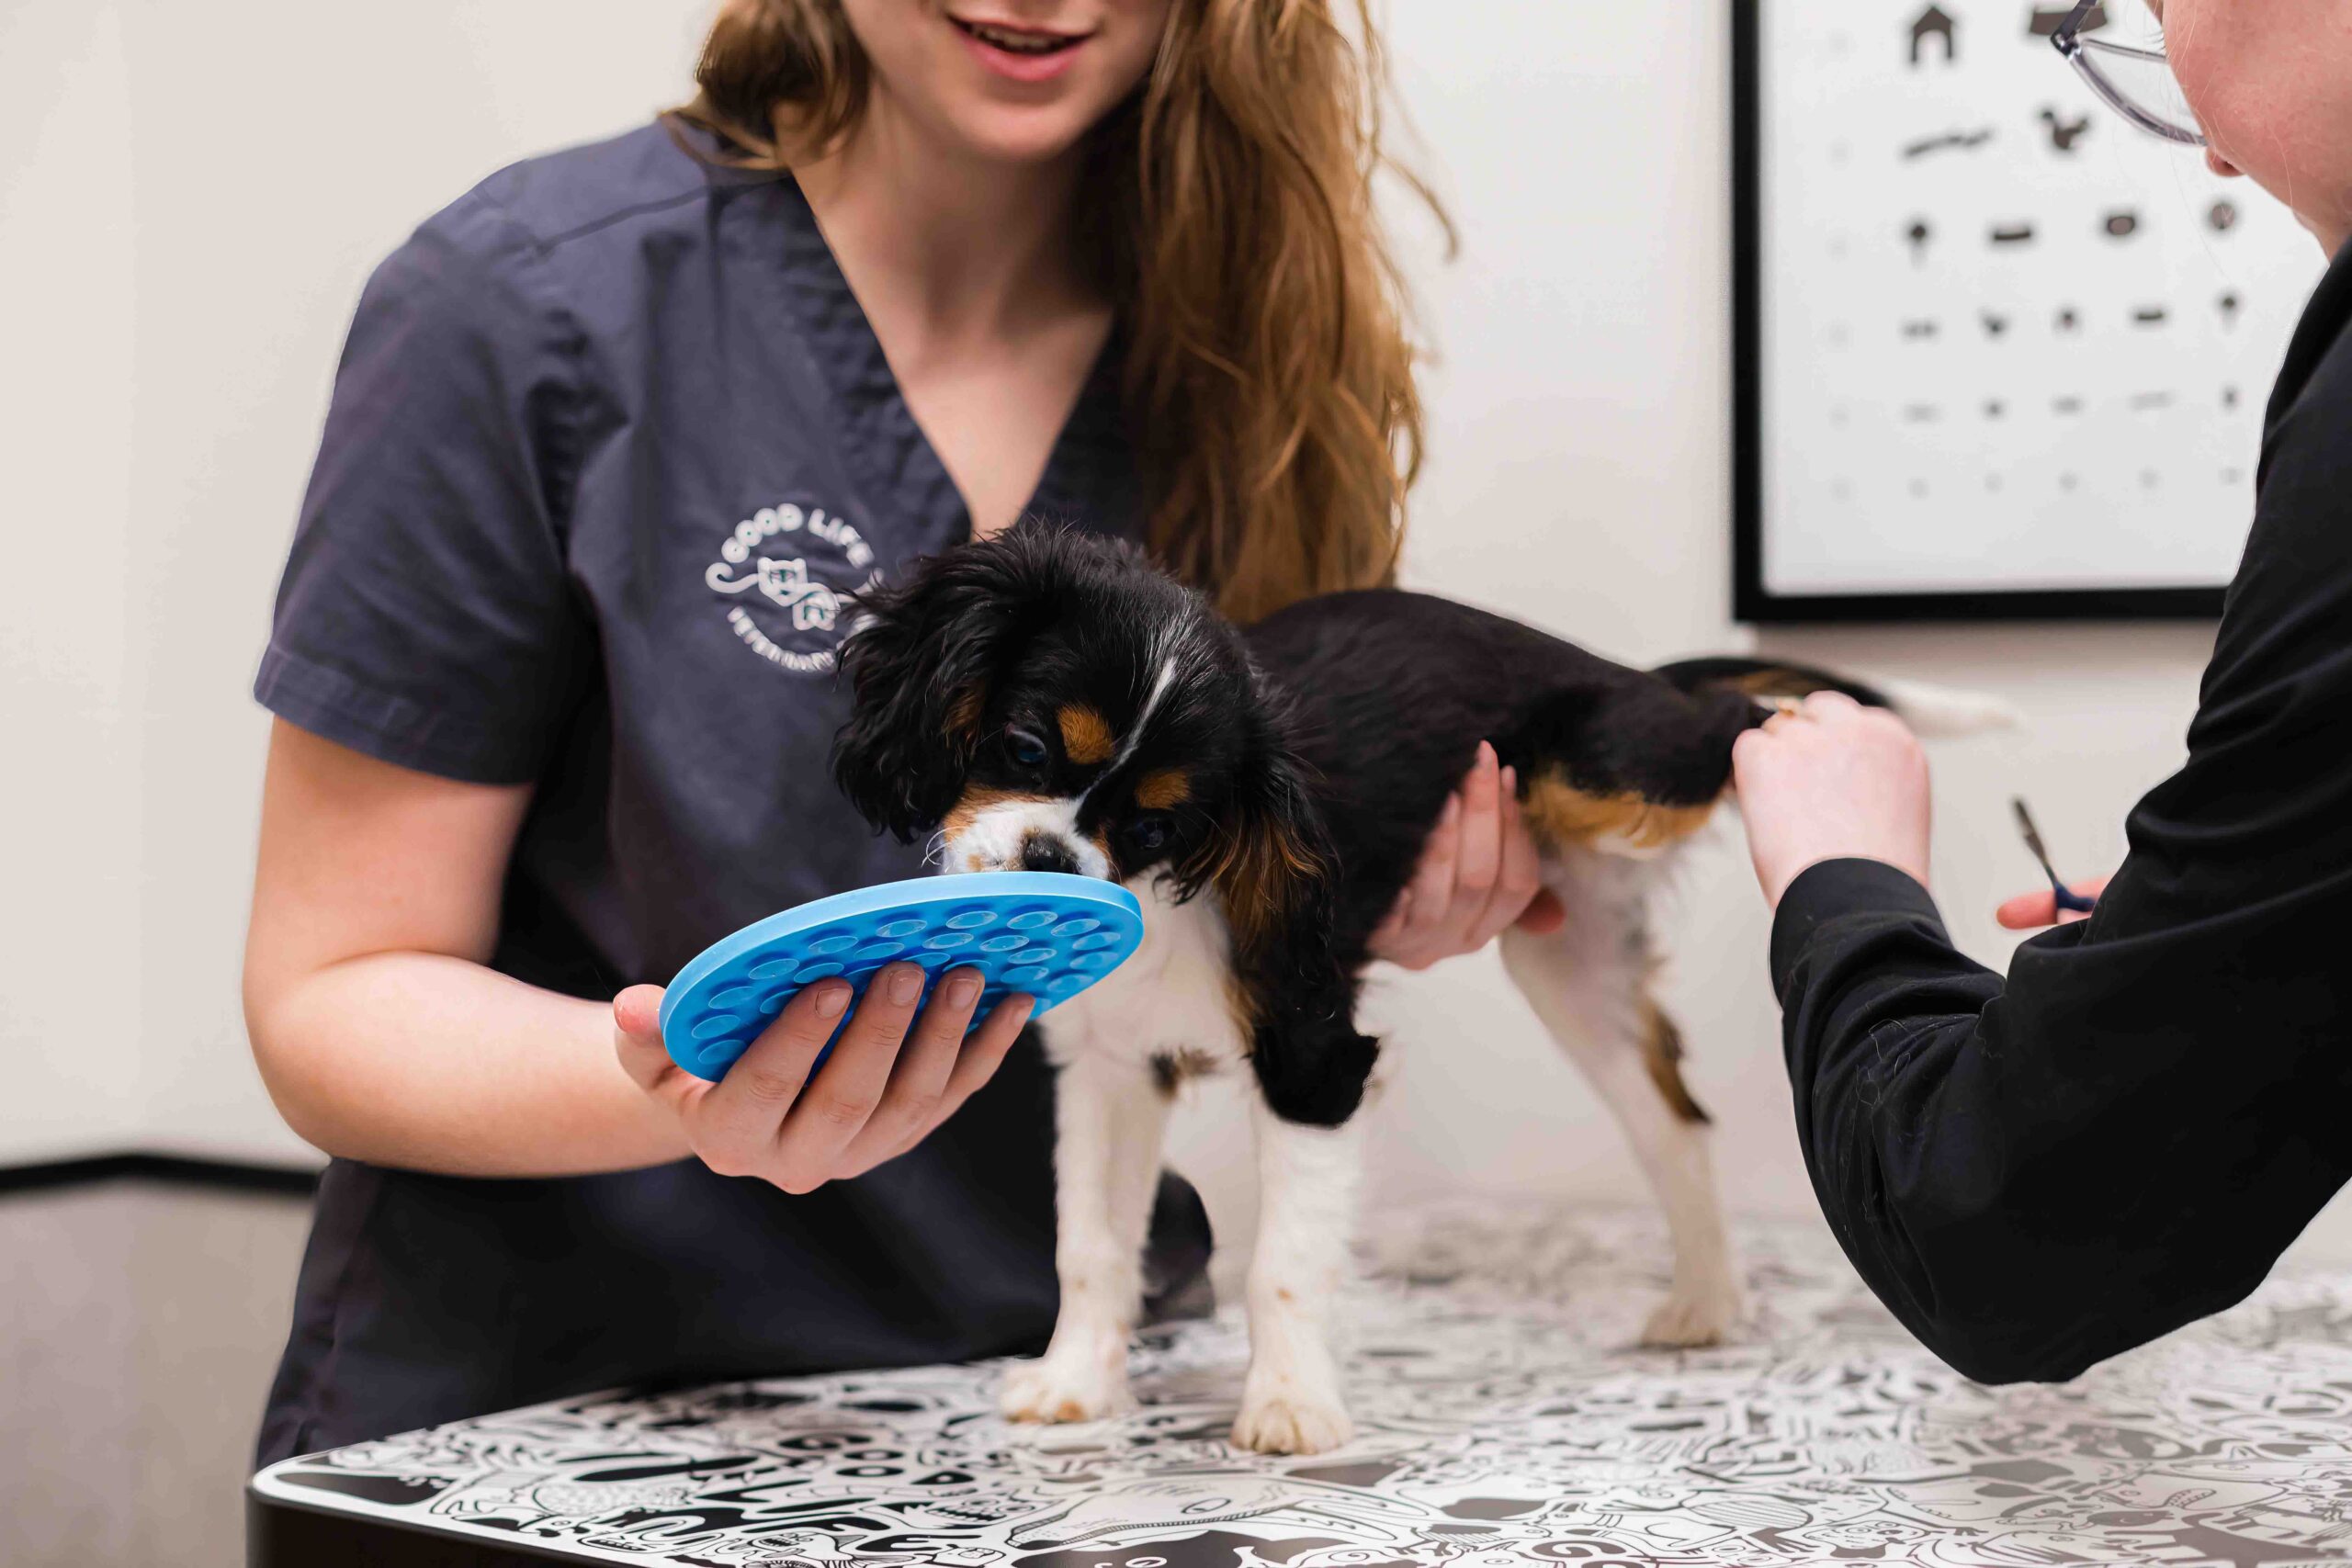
[2010,798,2100,915]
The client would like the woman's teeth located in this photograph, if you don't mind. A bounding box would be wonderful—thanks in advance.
[955,19,1080,55]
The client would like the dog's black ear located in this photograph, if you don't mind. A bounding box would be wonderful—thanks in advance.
[831,530,1065,840]
[1181,695,1337,955]
[1191,694,1377,1131]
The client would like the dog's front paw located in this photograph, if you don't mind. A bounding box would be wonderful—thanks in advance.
[1001,1353,1134,1426]
[1640,1277,1743,1348]
[1231,1393,1353,1456]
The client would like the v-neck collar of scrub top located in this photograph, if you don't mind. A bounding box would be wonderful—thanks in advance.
[761,169,1132,547]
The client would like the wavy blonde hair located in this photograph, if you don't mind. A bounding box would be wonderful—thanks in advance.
[675,0,1442,623]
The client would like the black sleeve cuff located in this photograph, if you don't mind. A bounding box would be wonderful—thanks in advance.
[1770,858,1948,998]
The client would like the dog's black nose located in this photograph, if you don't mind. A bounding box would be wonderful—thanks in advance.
[1018,834,1081,874]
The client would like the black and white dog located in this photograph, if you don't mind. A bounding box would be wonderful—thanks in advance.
[832,522,1997,1455]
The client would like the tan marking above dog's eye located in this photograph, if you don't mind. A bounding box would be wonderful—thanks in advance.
[1057,705,1115,765]
[1134,769,1191,810]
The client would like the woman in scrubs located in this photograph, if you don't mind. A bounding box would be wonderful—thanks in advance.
[243,0,1553,1461]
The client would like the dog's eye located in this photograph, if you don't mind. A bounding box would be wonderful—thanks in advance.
[1006,729,1050,770]
[1125,814,1174,855]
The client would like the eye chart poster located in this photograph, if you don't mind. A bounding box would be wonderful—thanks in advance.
[1735,0,2327,618]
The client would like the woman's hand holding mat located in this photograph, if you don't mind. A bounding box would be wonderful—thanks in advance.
[614,968,1032,1192]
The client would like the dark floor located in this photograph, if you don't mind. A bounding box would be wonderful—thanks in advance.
[1,1180,313,1568]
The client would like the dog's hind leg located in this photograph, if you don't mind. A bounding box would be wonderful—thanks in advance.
[1001,1050,1170,1424]
[1499,853,1741,1347]
[1231,1090,1364,1455]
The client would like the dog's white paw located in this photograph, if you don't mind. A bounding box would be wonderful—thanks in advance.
[1640,1278,1743,1348]
[1001,1354,1133,1426]
[1231,1393,1353,1456]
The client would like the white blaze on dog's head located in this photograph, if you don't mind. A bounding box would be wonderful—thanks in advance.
[937,647,1185,879]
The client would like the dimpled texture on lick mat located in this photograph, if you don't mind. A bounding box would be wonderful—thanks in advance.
[658,873,1146,1081]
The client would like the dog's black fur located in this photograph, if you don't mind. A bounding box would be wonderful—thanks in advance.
[833,523,1880,1130]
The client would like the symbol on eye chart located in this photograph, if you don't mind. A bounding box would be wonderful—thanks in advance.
[2141,470,2161,490]
[2060,472,2080,491]
[1904,127,1996,159]
[1990,222,2037,246]
[1982,311,2010,339]
[1984,400,2007,419]
[2219,292,2243,329]
[1902,320,1941,340]
[1910,479,1930,498]
[2133,306,2169,327]
[2028,4,2106,37]
[1906,218,1933,264]
[1904,404,1941,423]
[2039,108,2092,152]
[1909,5,1957,66]
[2209,199,2240,232]
[2222,385,2241,410]
[2131,391,2176,412]
[2053,396,2086,415]
[2056,306,2081,333]
[2223,467,2245,485]
[2104,209,2141,240]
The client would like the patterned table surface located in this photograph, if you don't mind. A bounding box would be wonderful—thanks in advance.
[253,1201,2352,1567]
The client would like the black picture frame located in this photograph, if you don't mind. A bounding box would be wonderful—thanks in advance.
[1729,0,2229,625]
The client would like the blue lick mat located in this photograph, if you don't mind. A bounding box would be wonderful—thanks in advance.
[659,873,1147,1081]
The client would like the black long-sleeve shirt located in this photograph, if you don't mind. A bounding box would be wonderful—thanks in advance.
[1770,241,2352,1385]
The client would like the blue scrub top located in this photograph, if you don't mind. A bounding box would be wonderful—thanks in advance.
[253,121,1208,1463]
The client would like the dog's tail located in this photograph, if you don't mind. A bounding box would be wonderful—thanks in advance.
[1652,657,2018,739]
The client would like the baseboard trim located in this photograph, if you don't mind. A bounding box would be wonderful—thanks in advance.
[0,1151,321,1200]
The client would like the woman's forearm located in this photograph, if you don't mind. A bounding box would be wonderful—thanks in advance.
[250,951,689,1177]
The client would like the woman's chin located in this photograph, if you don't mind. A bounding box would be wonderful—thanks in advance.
[940,105,1105,170]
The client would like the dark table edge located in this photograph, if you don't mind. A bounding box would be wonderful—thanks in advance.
[0,1150,320,1200]
[247,1483,606,1568]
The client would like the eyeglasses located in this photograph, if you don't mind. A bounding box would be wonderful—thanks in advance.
[2050,0,2206,148]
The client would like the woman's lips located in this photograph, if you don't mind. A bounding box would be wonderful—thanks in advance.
[948,15,1091,85]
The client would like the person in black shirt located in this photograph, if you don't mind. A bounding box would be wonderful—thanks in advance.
[1732,0,2352,1383]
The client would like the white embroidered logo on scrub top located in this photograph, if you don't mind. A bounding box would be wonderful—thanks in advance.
[704,502,886,676]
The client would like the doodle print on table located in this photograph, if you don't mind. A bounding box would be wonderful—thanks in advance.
[255,1205,2352,1568]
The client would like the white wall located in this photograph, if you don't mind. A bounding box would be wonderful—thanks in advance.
[5,0,710,1164]
[13,2,2341,1263]
[3,0,145,1162]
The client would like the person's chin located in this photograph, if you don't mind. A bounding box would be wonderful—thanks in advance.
[944,102,1105,167]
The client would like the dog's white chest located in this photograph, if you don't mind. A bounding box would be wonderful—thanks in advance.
[1035,878,1246,1072]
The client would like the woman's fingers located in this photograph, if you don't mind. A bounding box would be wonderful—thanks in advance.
[1515,886,1568,935]
[765,962,930,1187]
[1383,792,1464,967]
[692,978,852,1167]
[1369,742,1555,969]
[833,966,986,1173]
[1466,763,1541,946]
[611,984,673,1093]
[1452,742,1505,911]
[1996,874,2111,930]
[884,993,1034,1164]
[1996,890,2063,929]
